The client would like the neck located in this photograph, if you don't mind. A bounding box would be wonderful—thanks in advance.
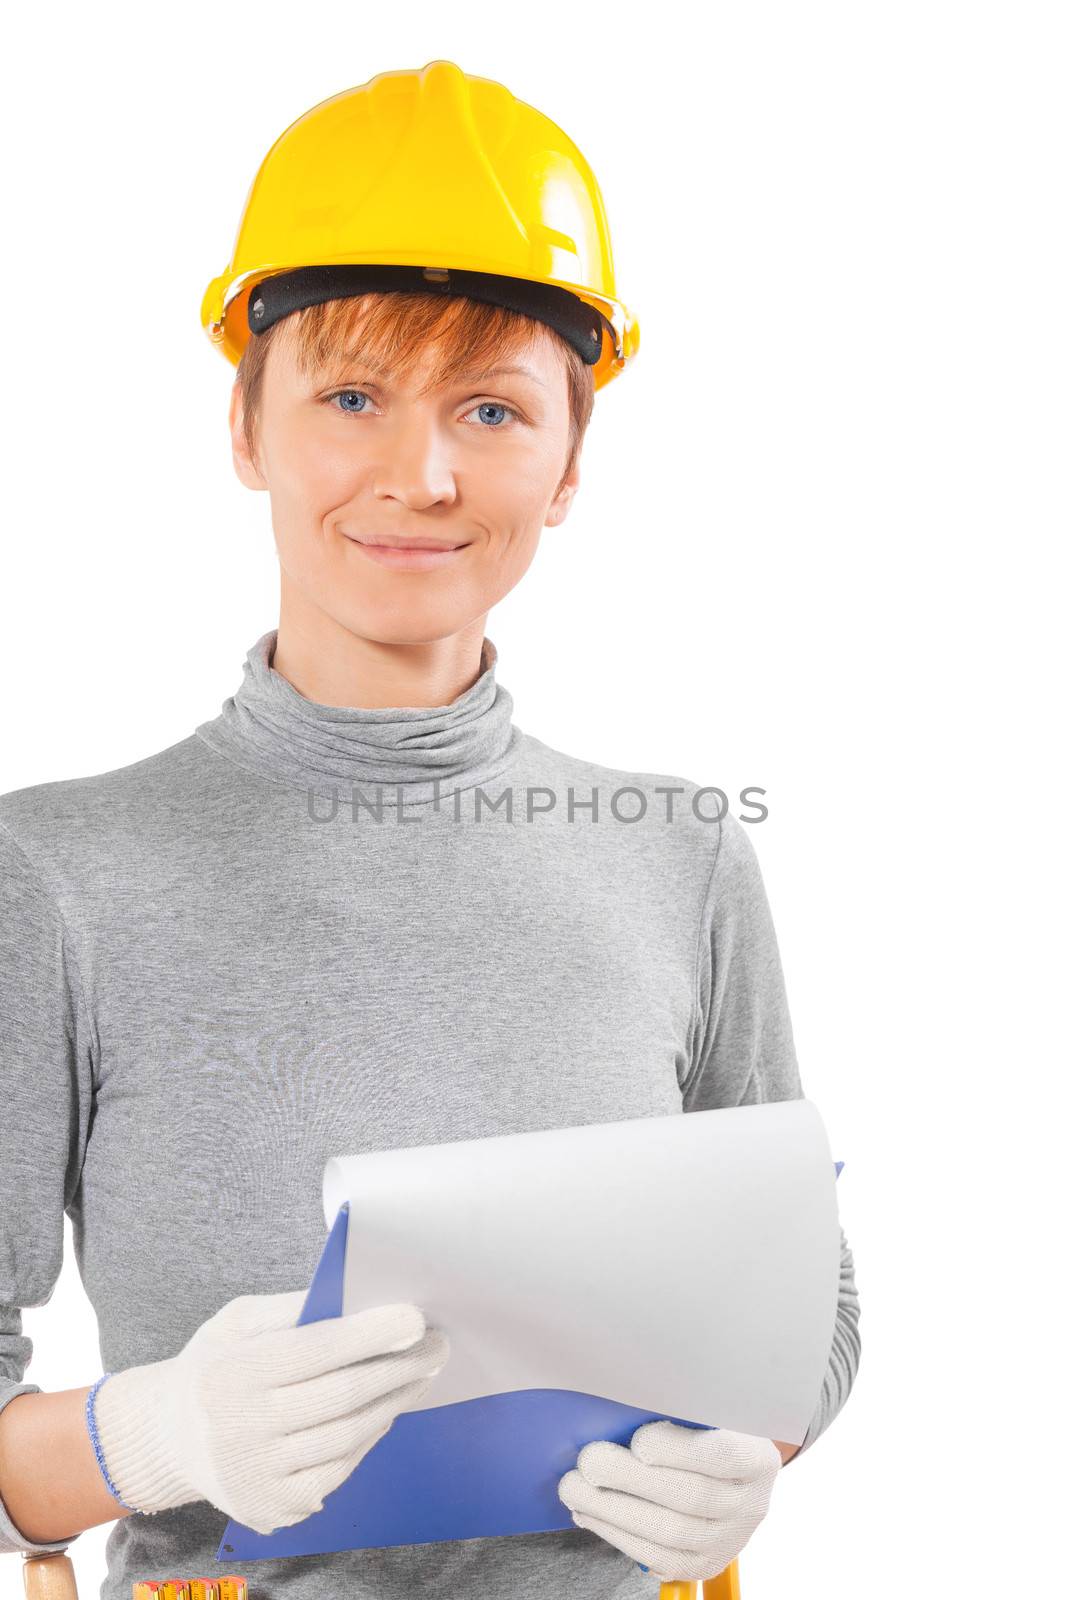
[194,615,521,800]
[272,594,490,711]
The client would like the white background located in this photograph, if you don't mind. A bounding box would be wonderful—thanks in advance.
[1,3,1063,1596]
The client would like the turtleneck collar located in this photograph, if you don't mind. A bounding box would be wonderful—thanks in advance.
[195,628,523,801]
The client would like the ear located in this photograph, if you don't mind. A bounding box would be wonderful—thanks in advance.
[545,452,581,529]
[229,378,268,491]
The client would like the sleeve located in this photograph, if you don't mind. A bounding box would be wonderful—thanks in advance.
[680,809,861,1462]
[0,819,97,1555]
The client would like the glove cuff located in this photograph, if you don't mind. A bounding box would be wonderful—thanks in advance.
[90,1361,200,1515]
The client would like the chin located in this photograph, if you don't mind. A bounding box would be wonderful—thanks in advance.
[323,599,482,648]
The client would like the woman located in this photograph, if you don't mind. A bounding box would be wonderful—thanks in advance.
[0,60,860,1598]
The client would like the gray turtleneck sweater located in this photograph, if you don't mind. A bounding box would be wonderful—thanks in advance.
[0,631,860,1598]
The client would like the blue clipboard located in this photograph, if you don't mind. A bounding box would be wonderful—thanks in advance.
[217,1160,845,1562]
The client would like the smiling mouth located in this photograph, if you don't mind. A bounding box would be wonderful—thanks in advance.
[344,536,471,551]
[343,535,473,570]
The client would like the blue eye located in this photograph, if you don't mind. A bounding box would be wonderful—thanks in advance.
[467,401,514,428]
[329,389,372,414]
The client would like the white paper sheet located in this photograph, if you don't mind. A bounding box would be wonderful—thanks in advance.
[322,1099,840,1445]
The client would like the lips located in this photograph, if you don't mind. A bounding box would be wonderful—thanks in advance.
[344,535,471,571]
[355,538,466,552]
[348,534,470,553]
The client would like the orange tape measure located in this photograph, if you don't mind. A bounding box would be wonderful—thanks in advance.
[132,1578,247,1599]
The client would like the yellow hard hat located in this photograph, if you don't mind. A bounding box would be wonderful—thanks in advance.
[201,59,639,391]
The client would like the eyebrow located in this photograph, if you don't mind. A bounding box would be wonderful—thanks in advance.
[460,365,547,390]
[326,356,547,391]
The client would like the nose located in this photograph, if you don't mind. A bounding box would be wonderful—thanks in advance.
[371,412,458,512]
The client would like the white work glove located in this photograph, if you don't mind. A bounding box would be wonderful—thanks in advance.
[93,1291,449,1536]
[557,1421,781,1582]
